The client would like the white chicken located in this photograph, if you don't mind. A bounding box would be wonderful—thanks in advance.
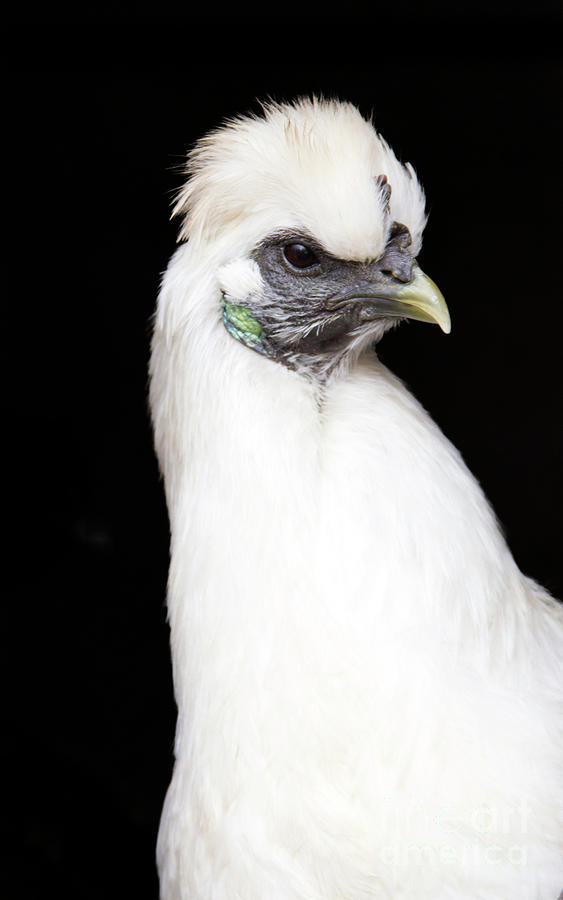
[150,97,563,899]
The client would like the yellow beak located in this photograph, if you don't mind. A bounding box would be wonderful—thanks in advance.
[391,265,451,334]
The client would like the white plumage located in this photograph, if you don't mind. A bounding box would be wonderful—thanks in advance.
[150,98,563,899]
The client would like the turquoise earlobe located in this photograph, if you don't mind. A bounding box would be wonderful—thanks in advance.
[222,300,272,357]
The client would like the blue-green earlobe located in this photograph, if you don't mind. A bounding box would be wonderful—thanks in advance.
[222,300,272,358]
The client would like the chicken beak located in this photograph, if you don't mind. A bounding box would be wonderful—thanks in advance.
[326,265,451,334]
[390,266,451,334]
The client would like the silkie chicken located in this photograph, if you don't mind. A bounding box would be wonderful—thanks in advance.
[149,98,563,900]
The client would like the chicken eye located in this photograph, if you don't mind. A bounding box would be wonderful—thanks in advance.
[283,243,319,269]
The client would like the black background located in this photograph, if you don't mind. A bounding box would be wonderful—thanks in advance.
[5,9,562,898]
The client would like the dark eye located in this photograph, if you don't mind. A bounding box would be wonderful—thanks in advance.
[283,242,319,269]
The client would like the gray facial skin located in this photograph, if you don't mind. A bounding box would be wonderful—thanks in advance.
[249,223,414,372]
[221,220,449,379]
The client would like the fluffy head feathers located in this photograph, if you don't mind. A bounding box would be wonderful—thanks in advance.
[173,98,427,262]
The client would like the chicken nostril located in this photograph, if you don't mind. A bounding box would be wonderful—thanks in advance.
[381,268,403,281]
